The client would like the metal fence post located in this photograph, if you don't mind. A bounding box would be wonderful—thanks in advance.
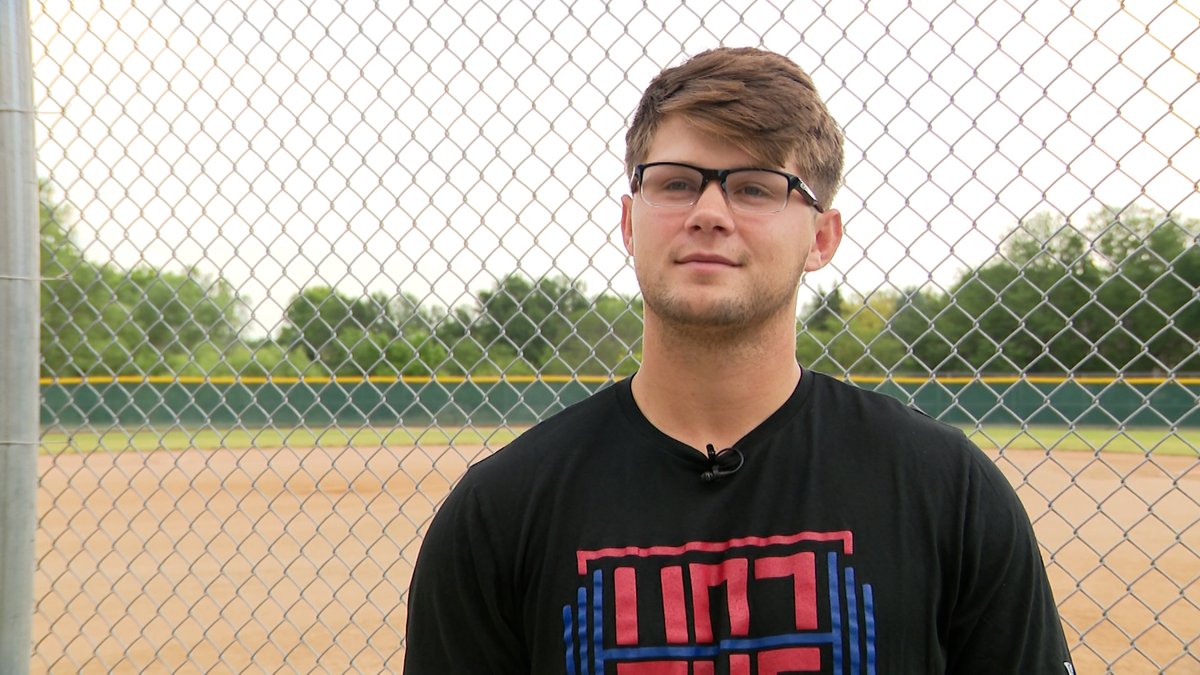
[0,0,38,671]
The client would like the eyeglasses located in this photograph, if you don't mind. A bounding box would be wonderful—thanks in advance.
[632,162,823,214]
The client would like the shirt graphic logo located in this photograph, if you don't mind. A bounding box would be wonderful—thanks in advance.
[562,531,876,675]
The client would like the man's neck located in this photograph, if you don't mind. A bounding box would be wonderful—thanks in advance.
[631,313,802,453]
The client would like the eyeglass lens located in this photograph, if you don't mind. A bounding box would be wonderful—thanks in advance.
[639,165,790,213]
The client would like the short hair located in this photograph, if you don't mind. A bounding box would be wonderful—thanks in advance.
[624,47,845,208]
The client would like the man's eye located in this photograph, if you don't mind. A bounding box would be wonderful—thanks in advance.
[661,178,699,192]
[733,183,778,200]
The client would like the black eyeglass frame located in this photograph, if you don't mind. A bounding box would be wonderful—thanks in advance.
[632,161,824,214]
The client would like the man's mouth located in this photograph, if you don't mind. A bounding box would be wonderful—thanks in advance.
[676,253,738,266]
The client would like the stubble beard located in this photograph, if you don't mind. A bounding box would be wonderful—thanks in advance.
[638,265,804,343]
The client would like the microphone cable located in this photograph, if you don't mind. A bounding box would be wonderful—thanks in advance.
[701,443,745,482]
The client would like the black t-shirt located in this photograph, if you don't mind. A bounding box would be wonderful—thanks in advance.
[405,371,1074,674]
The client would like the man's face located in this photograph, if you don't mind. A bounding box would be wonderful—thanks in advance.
[621,115,842,333]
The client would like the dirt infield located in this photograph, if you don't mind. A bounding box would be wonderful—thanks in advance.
[31,444,1198,674]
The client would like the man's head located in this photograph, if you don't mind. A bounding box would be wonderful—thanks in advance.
[624,47,844,209]
[619,48,845,339]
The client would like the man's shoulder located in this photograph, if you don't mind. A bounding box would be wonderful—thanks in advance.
[808,370,964,440]
[801,370,993,484]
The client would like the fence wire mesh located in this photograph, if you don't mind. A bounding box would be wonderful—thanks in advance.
[25,0,1200,672]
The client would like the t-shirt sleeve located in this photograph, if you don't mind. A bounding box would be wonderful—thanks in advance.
[403,476,528,674]
[945,444,1075,674]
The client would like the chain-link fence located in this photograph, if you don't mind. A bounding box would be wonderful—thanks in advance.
[17,0,1199,672]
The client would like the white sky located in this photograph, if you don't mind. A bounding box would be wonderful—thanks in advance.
[29,0,1200,336]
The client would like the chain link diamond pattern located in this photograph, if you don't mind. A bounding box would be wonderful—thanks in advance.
[28,0,1199,672]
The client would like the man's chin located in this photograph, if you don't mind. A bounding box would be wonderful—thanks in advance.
[649,296,761,330]
[645,286,799,336]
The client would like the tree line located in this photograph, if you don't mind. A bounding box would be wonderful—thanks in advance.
[39,181,1197,378]
[799,206,1198,375]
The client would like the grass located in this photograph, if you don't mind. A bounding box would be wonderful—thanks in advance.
[39,424,1198,456]
[39,425,525,455]
[959,425,1198,456]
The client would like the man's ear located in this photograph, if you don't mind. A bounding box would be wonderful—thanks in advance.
[804,208,843,272]
[620,195,635,256]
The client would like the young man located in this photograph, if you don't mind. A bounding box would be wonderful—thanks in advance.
[404,47,1075,674]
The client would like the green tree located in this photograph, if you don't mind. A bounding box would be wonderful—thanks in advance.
[1090,205,1199,372]
[920,207,1196,374]
[796,287,847,373]
[796,290,906,374]
[889,286,952,373]
[279,286,459,376]
[546,293,643,376]
[280,286,358,369]
[801,206,1198,376]
[933,214,1103,372]
[180,339,313,378]
[472,274,589,369]
[119,266,244,373]
[40,181,107,374]
[39,181,245,376]
[803,286,846,333]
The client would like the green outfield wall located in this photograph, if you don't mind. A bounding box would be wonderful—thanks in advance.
[39,374,1199,429]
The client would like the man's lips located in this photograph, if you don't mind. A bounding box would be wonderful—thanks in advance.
[676,253,739,266]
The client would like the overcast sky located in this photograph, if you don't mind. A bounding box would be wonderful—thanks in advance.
[30,0,1200,335]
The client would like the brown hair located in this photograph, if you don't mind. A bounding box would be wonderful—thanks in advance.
[624,47,844,208]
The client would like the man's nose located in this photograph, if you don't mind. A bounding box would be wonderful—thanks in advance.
[687,179,736,230]
[695,179,729,208]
